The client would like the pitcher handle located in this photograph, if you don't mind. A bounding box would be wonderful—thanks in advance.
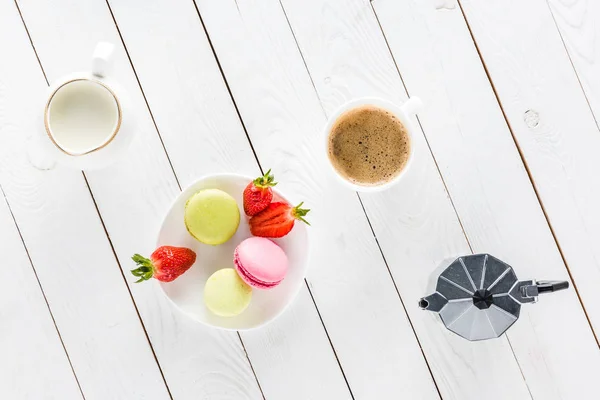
[400,96,423,116]
[92,42,115,78]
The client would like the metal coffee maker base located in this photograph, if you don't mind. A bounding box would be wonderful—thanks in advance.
[419,254,569,341]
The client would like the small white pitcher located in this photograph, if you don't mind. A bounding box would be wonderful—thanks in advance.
[29,42,135,170]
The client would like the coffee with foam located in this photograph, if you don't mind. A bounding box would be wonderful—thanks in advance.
[327,105,410,187]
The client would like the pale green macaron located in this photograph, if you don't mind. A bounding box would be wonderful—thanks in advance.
[204,268,252,317]
[184,189,240,245]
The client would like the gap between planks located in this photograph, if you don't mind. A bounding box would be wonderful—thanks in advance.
[12,0,177,397]
[366,2,534,398]
[275,0,470,396]
[81,174,175,400]
[262,0,469,396]
[543,1,600,134]
[367,0,592,394]
[355,194,443,399]
[276,0,443,395]
[369,0,536,399]
[104,1,183,193]
[13,0,363,398]
[454,0,600,349]
[10,2,85,398]
[191,1,355,398]
[0,183,86,400]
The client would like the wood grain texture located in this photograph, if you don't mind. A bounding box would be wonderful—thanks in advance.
[0,1,171,399]
[458,0,600,396]
[194,0,531,398]
[0,194,82,399]
[13,0,266,398]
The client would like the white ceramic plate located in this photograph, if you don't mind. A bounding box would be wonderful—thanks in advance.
[157,173,309,330]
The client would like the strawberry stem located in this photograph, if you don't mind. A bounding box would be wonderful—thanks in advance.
[292,202,311,225]
[253,169,277,188]
[131,254,155,283]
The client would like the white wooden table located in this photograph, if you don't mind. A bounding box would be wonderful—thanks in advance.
[2,0,599,398]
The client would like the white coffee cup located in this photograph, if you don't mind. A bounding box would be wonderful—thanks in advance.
[29,42,135,170]
[323,97,423,192]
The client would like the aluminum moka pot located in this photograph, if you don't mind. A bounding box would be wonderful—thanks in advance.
[419,254,569,341]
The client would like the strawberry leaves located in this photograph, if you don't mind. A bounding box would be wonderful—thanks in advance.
[253,169,277,188]
[131,247,196,283]
[131,254,154,283]
[291,202,311,225]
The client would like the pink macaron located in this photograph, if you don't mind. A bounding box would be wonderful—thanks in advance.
[234,237,288,289]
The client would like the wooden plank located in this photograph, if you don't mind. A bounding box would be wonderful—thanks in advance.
[13,0,266,398]
[92,0,358,397]
[457,0,600,396]
[0,2,171,399]
[193,0,533,399]
[0,194,82,399]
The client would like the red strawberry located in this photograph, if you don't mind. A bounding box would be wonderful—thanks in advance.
[243,169,277,216]
[249,202,310,238]
[131,246,196,283]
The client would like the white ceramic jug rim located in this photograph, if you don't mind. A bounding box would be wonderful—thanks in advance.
[43,42,118,157]
[323,96,423,193]
[44,78,122,156]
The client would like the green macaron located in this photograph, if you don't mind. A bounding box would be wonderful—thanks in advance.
[184,189,240,245]
[204,268,252,317]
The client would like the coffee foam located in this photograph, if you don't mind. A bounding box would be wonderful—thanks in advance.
[328,105,410,186]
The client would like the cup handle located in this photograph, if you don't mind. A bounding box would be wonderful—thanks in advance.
[401,96,423,116]
[92,42,115,78]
